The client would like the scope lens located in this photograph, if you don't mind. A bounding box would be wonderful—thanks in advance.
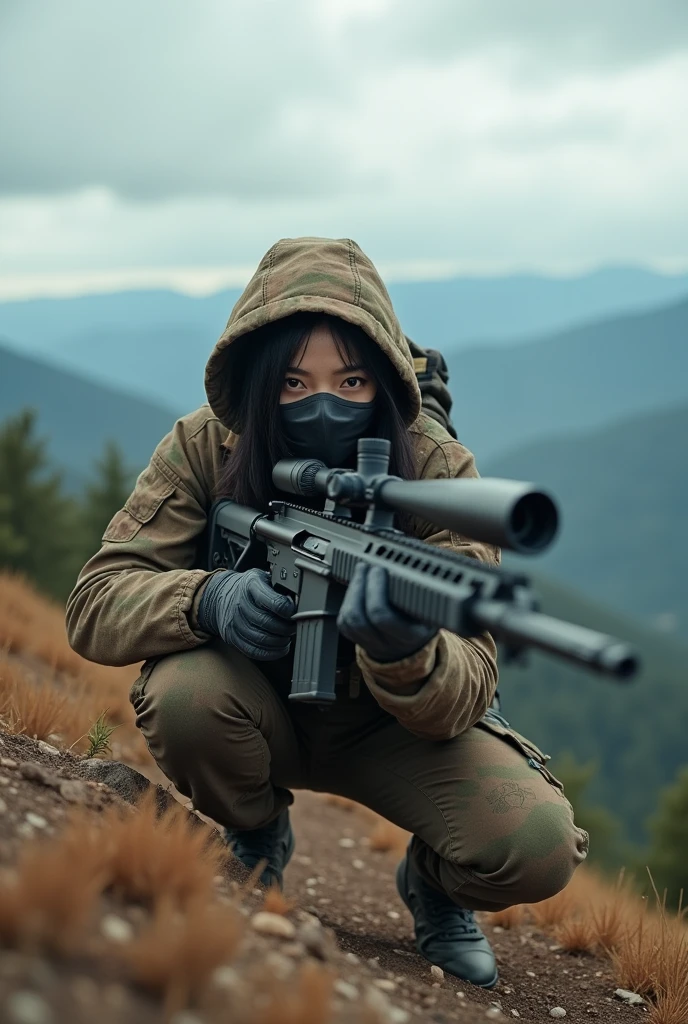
[510,493,558,552]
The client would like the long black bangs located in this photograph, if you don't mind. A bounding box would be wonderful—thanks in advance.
[216,313,417,509]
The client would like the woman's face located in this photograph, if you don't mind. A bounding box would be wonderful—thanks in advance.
[279,323,377,405]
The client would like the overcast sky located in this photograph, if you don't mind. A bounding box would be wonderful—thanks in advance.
[1,0,687,298]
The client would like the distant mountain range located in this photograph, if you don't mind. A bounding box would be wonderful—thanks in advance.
[0,266,686,414]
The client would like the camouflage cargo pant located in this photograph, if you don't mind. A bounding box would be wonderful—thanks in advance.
[131,640,589,911]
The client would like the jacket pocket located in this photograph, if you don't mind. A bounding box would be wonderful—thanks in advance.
[476,707,565,793]
[103,465,176,543]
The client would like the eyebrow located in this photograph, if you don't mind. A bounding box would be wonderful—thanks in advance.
[285,363,366,376]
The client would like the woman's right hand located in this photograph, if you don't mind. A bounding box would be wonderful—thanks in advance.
[197,568,296,661]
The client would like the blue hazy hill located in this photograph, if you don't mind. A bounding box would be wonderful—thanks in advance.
[448,296,688,462]
[0,266,686,415]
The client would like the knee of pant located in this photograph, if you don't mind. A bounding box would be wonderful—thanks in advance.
[472,802,589,906]
[504,814,588,906]
[136,647,236,762]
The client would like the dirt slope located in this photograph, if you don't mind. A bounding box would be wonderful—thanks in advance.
[286,792,645,1023]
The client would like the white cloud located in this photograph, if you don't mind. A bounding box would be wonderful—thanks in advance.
[0,0,687,291]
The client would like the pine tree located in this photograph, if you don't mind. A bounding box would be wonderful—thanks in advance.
[0,409,81,598]
[79,441,133,561]
[646,765,688,908]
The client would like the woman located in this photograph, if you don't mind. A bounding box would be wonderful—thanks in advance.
[67,237,587,989]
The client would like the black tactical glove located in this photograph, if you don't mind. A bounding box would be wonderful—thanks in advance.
[197,568,296,661]
[337,564,437,663]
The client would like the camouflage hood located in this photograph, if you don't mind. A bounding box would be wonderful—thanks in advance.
[205,237,422,431]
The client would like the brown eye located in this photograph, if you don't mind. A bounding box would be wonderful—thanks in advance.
[285,378,303,389]
[344,376,365,388]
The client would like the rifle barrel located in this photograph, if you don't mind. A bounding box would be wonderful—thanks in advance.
[472,599,639,680]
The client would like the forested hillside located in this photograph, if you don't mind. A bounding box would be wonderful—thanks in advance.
[499,574,688,844]
[0,340,179,488]
[486,402,688,638]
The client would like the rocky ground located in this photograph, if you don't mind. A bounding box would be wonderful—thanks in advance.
[0,728,653,1024]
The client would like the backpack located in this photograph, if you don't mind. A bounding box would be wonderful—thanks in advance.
[406,337,456,439]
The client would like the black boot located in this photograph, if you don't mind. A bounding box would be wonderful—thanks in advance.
[224,808,295,890]
[396,849,498,989]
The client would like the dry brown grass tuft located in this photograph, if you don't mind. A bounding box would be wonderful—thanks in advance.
[530,887,576,928]
[262,885,296,916]
[0,572,147,763]
[122,895,244,1014]
[0,813,107,953]
[554,914,597,954]
[102,790,226,909]
[252,961,334,1024]
[487,903,527,930]
[591,898,629,953]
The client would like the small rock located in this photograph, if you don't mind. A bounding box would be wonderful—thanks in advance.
[306,887,316,896]
[526,970,536,977]
[0,757,17,768]
[430,965,444,981]
[297,923,327,959]
[363,987,390,1015]
[485,1009,503,1020]
[59,779,90,803]
[18,763,57,786]
[16,822,35,839]
[6,990,54,1024]
[373,979,397,992]
[614,989,646,1006]
[511,1012,520,1018]
[345,952,360,965]
[36,741,60,757]
[338,837,356,848]
[0,797,6,813]
[389,1010,410,1023]
[352,858,365,869]
[250,912,296,938]
[456,991,466,998]
[295,854,312,865]
[0,775,9,785]
[387,910,400,920]
[211,966,240,990]
[25,812,48,829]
[100,914,134,943]
[549,1010,567,1019]
[493,925,504,933]
[334,980,359,1001]
[281,941,306,958]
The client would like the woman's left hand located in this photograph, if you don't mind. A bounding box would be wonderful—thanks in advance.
[337,563,437,663]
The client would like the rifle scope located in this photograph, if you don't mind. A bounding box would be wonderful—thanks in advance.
[273,442,559,555]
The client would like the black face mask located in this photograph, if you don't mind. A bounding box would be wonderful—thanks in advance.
[279,393,377,467]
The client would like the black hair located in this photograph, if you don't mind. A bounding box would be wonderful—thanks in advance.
[216,312,416,509]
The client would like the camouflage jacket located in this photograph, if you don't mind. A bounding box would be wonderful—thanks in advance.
[66,237,499,741]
